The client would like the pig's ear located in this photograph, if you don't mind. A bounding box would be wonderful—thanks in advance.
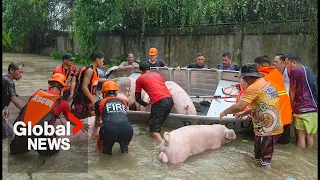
[225,129,236,140]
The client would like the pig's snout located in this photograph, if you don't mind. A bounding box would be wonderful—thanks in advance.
[225,129,236,140]
[158,152,169,163]
[164,132,171,145]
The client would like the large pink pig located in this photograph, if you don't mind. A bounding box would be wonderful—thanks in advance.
[158,124,236,164]
[113,77,143,111]
[165,81,196,115]
[114,77,135,105]
[54,116,100,140]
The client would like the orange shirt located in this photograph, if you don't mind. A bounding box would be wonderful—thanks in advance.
[258,66,292,125]
[241,78,283,136]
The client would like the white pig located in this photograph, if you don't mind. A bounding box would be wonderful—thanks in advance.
[114,77,135,106]
[113,77,146,111]
[158,124,236,164]
[165,81,197,115]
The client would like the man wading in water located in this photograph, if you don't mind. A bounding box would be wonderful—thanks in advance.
[135,63,174,141]
[73,51,108,119]
[95,80,133,155]
[10,73,89,156]
[2,62,25,140]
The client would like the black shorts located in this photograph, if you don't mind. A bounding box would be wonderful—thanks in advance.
[277,124,291,144]
[254,134,280,166]
[149,97,174,133]
[99,124,133,155]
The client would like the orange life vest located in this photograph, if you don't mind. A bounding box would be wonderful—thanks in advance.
[75,65,100,98]
[53,65,77,90]
[21,90,61,127]
[258,66,292,125]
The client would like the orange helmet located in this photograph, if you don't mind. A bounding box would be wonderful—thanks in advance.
[149,48,158,55]
[48,73,67,87]
[101,80,119,93]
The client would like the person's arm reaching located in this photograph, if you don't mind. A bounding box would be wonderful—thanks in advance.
[60,101,89,131]
[98,78,108,83]
[135,92,148,107]
[11,96,23,110]
[82,69,95,103]
[220,100,250,119]
[68,76,77,102]
[161,60,168,69]
[135,78,149,107]
[94,101,102,126]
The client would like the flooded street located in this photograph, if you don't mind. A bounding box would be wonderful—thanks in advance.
[2,53,318,180]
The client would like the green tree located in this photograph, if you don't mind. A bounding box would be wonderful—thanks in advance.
[2,0,49,52]
[73,0,123,57]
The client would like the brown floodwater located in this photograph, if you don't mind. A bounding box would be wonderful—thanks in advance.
[2,53,318,180]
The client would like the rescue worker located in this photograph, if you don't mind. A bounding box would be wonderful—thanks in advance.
[135,63,174,142]
[95,80,133,155]
[52,53,79,101]
[142,47,168,69]
[254,56,292,144]
[10,73,89,156]
[73,51,108,119]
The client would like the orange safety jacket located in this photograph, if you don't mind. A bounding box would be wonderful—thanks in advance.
[52,65,78,91]
[258,66,292,125]
[18,90,61,128]
[75,65,100,99]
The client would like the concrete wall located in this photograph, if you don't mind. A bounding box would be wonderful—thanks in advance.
[39,23,318,74]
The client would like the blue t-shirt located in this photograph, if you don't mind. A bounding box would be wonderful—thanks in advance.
[97,68,105,78]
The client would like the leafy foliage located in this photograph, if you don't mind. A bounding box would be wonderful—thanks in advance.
[2,0,49,52]
[73,0,123,57]
[2,0,318,56]
[2,31,11,46]
[47,0,75,30]
[2,0,75,52]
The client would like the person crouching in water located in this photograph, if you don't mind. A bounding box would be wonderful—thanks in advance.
[95,80,133,155]
[10,73,89,156]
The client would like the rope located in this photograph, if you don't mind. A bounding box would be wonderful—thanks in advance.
[221,84,239,103]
